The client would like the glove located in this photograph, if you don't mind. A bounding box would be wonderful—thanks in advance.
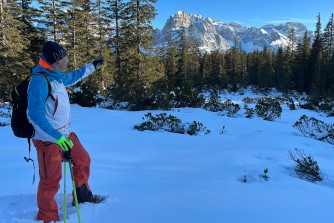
[63,150,72,160]
[55,136,74,152]
[92,55,104,69]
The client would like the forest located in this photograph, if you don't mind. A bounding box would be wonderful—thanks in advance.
[1,0,334,110]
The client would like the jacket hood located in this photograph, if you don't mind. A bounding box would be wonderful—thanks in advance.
[32,55,66,81]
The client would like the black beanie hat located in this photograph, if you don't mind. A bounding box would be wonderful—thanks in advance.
[42,41,67,64]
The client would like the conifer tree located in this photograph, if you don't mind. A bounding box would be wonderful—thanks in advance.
[0,0,33,100]
[37,0,67,42]
[322,13,334,96]
[323,13,334,63]
[64,0,113,106]
[14,0,46,63]
[276,46,290,92]
[295,31,311,93]
[310,14,324,96]
[176,29,191,89]
[110,0,161,109]
[105,0,124,71]
[247,50,260,86]
[209,51,227,89]
[164,31,178,90]
[287,28,297,58]
[258,46,274,89]
[226,37,244,90]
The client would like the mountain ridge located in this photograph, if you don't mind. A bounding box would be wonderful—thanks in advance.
[154,11,314,53]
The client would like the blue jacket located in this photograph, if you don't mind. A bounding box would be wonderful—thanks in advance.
[27,55,95,142]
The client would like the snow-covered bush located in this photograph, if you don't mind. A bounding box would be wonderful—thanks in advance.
[299,97,334,116]
[69,83,102,107]
[203,91,240,117]
[171,87,206,108]
[134,113,185,133]
[317,98,334,116]
[288,148,322,182]
[220,100,240,117]
[203,90,225,112]
[293,115,334,144]
[186,121,210,135]
[243,104,255,118]
[255,97,282,121]
[262,168,269,181]
[242,96,256,104]
[0,103,11,127]
[134,113,210,135]
[284,96,297,110]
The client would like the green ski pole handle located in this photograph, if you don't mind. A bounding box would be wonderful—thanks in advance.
[69,161,82,223]
[64,161,67,223]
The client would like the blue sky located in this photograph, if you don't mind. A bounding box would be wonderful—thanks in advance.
[152,0,334,31]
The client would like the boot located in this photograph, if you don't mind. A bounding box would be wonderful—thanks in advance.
[73,184,104,205]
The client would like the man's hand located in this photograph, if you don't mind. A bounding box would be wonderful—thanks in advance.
[63,150,72,160]
[55,136,73,152]
[92,56,104,69]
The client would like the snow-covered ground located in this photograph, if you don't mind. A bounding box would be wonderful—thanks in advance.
[1,91,334,223]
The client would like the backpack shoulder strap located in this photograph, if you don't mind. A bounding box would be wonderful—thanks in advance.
[31,72,55,101]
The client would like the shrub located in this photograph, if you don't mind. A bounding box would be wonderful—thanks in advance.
[299,96,334,115]
[172,87,206,108]
[318,98,334,116]
[288,148,322,182]
[293,115,334,144]
[134,113,210,135]
[243,104,255,118]
[262,168,269,181]
[204,93,240,117]
[0,103,11,127]
[255,97,282,121]
[220,100,241,117]
[186,121,210,135]
[242,96,256,104]
[69,83,102,107]
[203,90,225,112]
[134,113,185,133]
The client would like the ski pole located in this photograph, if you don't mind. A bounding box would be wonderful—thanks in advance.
[64,161,67,223]
[69,160,82,223]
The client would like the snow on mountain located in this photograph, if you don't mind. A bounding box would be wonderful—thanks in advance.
[154,11,314,53]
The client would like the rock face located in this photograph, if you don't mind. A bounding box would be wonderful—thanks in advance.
[154,11,314,53]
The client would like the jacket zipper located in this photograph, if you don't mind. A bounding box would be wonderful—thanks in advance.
[52,95,59,118]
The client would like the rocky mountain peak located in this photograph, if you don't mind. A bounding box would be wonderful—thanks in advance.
[154,11,314,53]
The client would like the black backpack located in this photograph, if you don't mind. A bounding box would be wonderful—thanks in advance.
[10,72,54,183]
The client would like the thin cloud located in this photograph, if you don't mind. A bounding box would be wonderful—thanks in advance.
[267,18,316,25]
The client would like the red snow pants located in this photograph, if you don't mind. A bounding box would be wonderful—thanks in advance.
[33,132,91,223]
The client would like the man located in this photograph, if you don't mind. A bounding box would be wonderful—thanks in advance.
[27,41,104,223]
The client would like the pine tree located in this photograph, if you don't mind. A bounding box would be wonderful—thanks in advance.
[287,27,297,58]
[176,29,191,89]
[208,51,227,90]
[247,50,260,87]
[276,46,290,92]
[0,0,33,100]
[37,0,67,42]
[258,46,275,89]
[164,30,178,91]
[322,13,334,63]
[64,0,112,106]
[310,14,324,96]
[322,13,334,96]
[226,37,244,90]
[105,0,124,71]
[295,31,311,93]
[110,0,160,109]
[14,0,46,63]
